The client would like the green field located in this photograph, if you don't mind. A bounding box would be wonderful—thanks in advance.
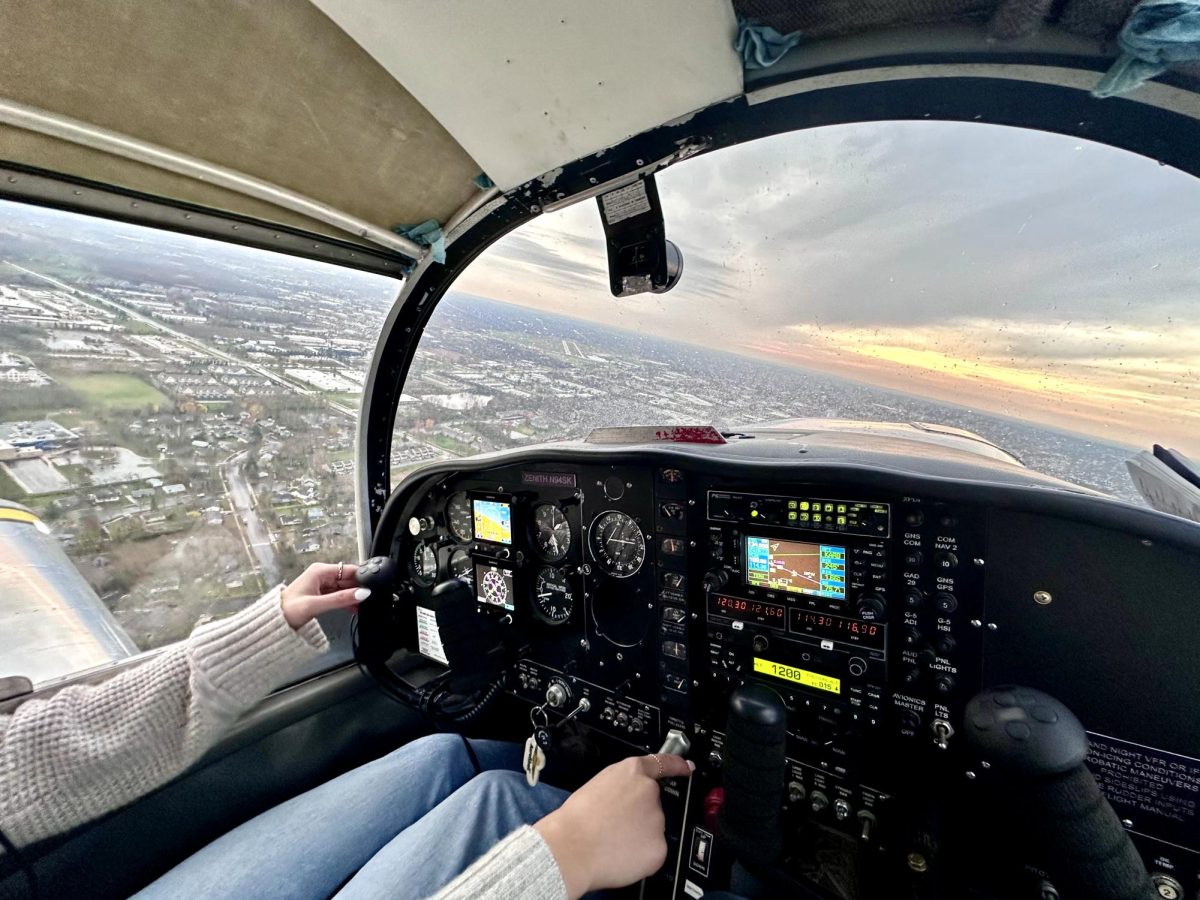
[0,466,25,501]
[57,373,168,412]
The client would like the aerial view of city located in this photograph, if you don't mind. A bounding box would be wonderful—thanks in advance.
[0,198,1171,654]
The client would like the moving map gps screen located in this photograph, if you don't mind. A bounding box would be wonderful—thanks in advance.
[744,536,846,599]
[472,498,513,544]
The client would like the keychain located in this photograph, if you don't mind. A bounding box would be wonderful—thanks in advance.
[524,704,550,786]
[524,697,591,787]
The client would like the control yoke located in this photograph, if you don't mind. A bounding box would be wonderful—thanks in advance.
[963,686,1154,900]
[717,683,789,868]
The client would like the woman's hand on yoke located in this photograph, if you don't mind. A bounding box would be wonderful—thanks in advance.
[280,562,367,629]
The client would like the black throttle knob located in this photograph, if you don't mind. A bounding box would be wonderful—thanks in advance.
[964,686,1154,900]
[717,684,788,867]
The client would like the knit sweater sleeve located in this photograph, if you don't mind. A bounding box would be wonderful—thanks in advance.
[431,826,568,900]
[0,587,327,847]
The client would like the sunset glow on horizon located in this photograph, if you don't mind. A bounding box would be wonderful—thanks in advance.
[456,120,1200,456]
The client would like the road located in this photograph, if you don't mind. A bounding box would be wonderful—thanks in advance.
[222,450,280,586]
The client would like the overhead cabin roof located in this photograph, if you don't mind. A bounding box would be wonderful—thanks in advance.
[0,0,1197,264]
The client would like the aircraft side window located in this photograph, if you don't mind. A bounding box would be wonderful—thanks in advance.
[0,201,399,688]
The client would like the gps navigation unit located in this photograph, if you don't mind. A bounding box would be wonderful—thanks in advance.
[744,535,847,599]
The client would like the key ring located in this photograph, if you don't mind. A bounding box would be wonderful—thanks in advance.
[336,561,345,585]
[529,704,549,729]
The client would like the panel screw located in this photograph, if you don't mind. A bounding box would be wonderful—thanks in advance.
[986,623,998,631]
[1033,591,1053,605]
[906,852,928,873]
[615,652,623,661]
[965,770,977,780]
[973,558,985,566]
[970,619,982,628]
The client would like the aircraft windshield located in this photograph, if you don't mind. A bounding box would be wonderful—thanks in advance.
[397,121,1200,504]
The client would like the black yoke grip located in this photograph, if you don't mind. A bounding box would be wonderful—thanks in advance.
[964,686,1154,900]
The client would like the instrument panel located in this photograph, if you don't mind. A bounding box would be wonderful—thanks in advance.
[368,445,1200,900]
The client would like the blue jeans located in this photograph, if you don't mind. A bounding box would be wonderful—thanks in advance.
[135,734,569,899]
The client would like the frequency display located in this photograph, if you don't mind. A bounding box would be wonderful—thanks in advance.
[744,536,846,599]
[708,594,786,628]
[791,609,885,649]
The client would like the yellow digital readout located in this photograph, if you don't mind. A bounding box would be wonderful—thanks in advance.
[753,658,842,694]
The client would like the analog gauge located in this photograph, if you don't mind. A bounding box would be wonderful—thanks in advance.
[589,510,646,578]
[449,548,473,585]
[533,565,575,624]
[533,503,572,562]
[412,541,438,585]
[445,491,474,542]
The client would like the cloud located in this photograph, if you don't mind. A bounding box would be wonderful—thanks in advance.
[455,119,1200,450]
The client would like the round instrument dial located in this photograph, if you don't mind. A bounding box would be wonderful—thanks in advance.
[445,491,473,542]
[589,510,646,578]
[533,565,575,624]
[533,503,572,562]
[412,541,438,585]
[449,548,473,585]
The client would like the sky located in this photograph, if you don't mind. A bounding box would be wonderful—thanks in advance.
[455,120,1200,454]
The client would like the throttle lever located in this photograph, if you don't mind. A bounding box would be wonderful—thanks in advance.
[657,728,692,758]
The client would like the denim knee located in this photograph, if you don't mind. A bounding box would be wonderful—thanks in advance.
[389,732,461,757]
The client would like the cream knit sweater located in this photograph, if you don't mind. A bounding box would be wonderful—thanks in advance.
[0,589,565,899]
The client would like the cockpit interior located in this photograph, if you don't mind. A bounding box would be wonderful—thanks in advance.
[2,2,1199,900]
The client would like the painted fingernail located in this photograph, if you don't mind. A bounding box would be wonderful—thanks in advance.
[354,588,371,601]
